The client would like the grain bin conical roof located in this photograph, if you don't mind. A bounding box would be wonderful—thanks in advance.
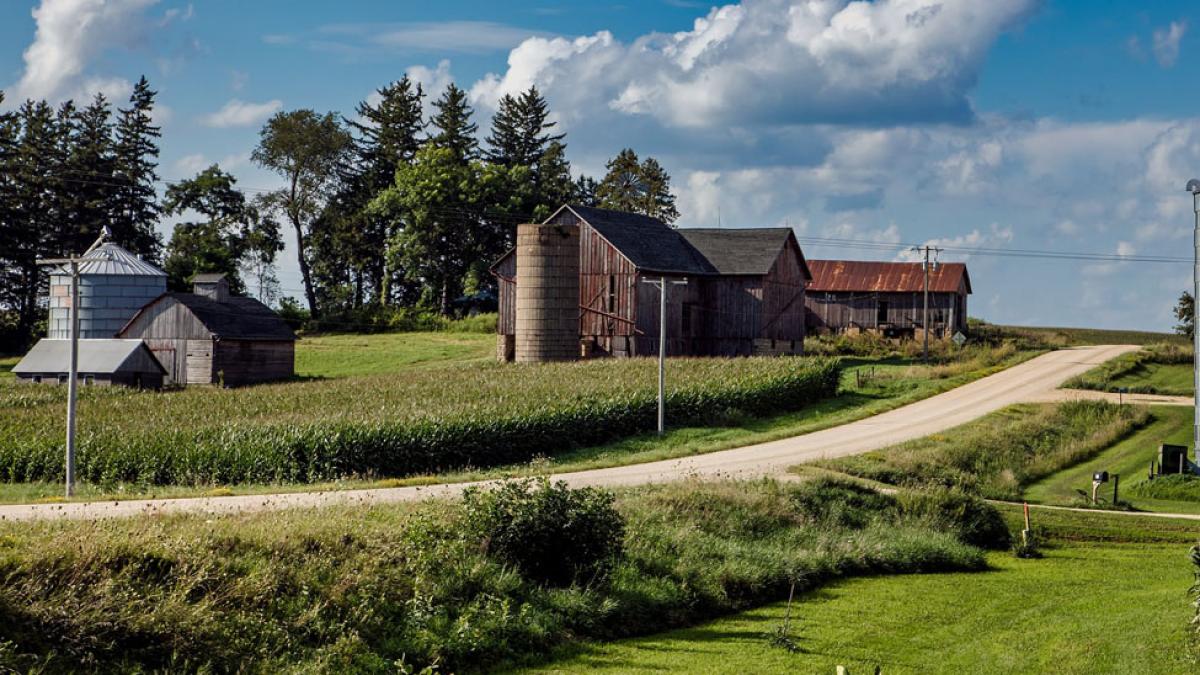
[61,242,166,277]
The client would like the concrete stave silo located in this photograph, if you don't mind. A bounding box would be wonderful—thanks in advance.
[514,223,580,362]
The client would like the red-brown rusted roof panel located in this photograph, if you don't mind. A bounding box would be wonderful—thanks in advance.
[807,260,970,294]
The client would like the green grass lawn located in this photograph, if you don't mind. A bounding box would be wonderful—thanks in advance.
[1024,405,1200,514]
[294,331,493,377]
[526,543,1196,674]
[0,348,1035,504]
[1108,362,1194,396]
[0,355,16,379]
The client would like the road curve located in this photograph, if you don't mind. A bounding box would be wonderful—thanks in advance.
[0,344,1138,523]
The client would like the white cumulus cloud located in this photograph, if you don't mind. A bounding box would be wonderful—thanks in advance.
[469,0,1038,130]
[7,0,159,103]
[201,98,283,128]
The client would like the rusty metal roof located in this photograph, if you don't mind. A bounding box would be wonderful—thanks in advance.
[807,260,971,294]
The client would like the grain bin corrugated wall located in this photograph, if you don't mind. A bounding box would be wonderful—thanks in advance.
[514,222,580,362]
[48,242,167,339]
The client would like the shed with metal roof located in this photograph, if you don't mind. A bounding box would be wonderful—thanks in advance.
[117,275,295,387]
[492,205,812,359]
[13,339,166,388]
[804,260,971,337]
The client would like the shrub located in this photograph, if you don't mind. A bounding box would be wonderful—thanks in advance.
[462,478,625,587]
[895,488,1011,550]
[1129,474,1200,502]
[788,476,895,529]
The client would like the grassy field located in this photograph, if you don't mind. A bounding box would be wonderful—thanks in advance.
[0,336,1034,503]
[294,331,493,378]
[1062,343,1192,396]
[0,355,15,379]
[990,324,1188,347]
[1109,362,1194,396]
[1024,405,1200,514]
[815,401,1150,500]
[0,478,998,672]
[527,543,1196,674]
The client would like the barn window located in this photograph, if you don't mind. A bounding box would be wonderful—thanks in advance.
[57,374,67,384]
[877,301,889,325]
[84,375,94,386]
[606,275,617,313]
[32,375,41,384]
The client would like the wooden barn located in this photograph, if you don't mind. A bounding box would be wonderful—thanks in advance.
[492,205,812,359]
[804,260,971,337]
[116,274,296,387]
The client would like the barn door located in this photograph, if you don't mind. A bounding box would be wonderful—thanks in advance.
[185,339,214,385]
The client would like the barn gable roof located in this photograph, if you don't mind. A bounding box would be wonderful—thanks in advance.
[677,228,812,279]
[807,260,971,294]
[560,205,717,275]
[13,339,166,375]
[122,293,297,341]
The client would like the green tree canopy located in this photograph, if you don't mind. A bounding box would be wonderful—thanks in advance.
[252,109,352,318]
[596,148,679,225]
[162,165,282,297]
[428,84,478,162]
[112,76,164,261]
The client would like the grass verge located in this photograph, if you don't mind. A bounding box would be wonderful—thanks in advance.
[814,401,1151,501]
[1062,343,1194,397]
[0,478,994,672]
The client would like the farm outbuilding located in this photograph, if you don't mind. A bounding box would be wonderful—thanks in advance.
[47,232,167,339]
[804,260,971,338]
[117,274,296,387]
[493,205,812,360]
[12,339,166,388]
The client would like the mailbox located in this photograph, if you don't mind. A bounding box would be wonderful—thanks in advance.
[1092,471,1109,483]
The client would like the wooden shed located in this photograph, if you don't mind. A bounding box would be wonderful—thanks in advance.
[492,205,812,359]
[12,339,166,388]
[116,275,296,387]
[804,260,971,337]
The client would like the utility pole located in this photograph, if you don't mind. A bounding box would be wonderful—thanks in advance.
[642,276,688,435]
[36,256,83,497]
[1187,179,1200,462]
[910,245,942,361]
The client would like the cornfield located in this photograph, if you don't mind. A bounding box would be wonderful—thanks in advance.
[0,357,840,486]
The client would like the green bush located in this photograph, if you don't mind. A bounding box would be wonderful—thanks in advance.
[0,357,842,486]
[462,478,625,587]
[895,488,1011,550]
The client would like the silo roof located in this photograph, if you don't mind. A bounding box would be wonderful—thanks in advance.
[56,242,166,277]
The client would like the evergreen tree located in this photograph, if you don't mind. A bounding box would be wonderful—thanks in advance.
[572,175,599,207]
[534,140,576,219]
[596,148,644,213]
[5,101,62,343]
[59,94,116,255]
[112,76,164,260]
[428,84,478,162]
[596,149,679,225]
[0,91,23,348]
[1175,291,1194,340]
[340,77,426,306]
[485,86,563,168]
[636,157,679,225]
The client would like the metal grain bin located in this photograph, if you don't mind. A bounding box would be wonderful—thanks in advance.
[515,222,579,362]
[48,239,167,340]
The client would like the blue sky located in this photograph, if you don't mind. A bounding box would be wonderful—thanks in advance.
[2,0,1199,330]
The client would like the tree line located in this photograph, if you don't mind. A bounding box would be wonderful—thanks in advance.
[0,74,679,350]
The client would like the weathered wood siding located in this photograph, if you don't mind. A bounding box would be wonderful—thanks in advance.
[185,339,214,385]
[805,286,968,336]
[633,272,700,356]
[495,251,516,336]
[120,298,213,385]
[759,238,808,343]
[214,340,294,387]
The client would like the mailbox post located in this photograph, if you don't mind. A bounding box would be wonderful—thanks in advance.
[1091,471,1109,505]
